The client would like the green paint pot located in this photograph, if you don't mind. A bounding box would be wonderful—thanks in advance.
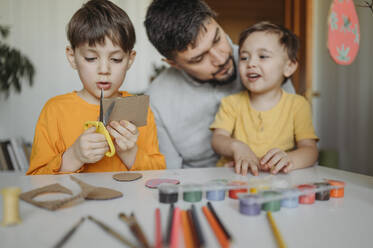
[261,191,282,212]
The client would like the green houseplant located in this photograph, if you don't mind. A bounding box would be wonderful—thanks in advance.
[0,25,35,97]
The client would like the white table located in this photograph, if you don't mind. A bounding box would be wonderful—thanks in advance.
[1,166,373,248]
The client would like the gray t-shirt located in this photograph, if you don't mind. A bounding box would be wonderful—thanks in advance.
[146,44,295,169]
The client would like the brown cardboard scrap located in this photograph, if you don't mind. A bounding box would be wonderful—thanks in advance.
[19,183,86,211]
[112,172,142,182]
[70,176,123,200]
[20,177,123,211]
[102,95,149,127]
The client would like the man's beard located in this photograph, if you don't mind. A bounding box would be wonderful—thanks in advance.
[192,56,237,87]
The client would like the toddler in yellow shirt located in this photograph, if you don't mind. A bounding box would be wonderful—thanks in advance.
[27,0,165,175]
[210,22,318,176]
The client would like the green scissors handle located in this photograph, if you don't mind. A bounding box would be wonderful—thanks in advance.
[84,121,116,157]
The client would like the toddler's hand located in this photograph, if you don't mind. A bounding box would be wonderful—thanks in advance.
[72,127,109,164]
[107,120,139,153]
[232,141,259,176]
[260,148,293,174]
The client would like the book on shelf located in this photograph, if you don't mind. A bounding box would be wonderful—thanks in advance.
[0,138,31,171]
[0,141,15,171]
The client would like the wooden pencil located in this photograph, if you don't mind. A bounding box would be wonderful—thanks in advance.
[187,209,199,247]
[266,212,286,248]
[202,206,230,248]
[181,210,194,248]
[207,202,232,241]
[155,208,162,248]
[191,204,205,247]
[165,203,175,245]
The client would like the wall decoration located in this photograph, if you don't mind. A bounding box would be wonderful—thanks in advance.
[328,0,360,65]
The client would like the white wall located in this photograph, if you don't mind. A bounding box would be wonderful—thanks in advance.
[0,0,164,143]
[313,1,373,175]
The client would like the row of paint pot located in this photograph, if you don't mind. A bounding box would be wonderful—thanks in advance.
[239,180,345,216]
[157,179,345,210]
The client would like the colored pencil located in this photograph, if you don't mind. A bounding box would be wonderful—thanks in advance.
[155,208,162,248]
[181,210,194,248]
[170,207,181,248]
[165,203,175,245]
[187,209,199,247]
[266,212,286,248]
[191,204,205,247]
[202,206,230,248]
[53,217,85,248]
[207,202,232,241]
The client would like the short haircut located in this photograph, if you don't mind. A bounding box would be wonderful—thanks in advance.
[239,21,299,62]
[67,0,135,53]
[144,0,216,59]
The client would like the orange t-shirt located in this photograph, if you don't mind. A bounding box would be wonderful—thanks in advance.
[27,91,166,175]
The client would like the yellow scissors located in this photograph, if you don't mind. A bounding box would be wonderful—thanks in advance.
[84,89,116,157]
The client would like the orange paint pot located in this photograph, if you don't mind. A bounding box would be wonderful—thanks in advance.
[327,180,345,198]
[297,184,316,204]
[228,181,248,199]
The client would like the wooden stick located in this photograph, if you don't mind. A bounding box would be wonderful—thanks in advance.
[118,212,150,248]
[88,215,137,248]
[53,217,85,248]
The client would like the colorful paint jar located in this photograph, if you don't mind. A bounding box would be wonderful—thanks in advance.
[314,182,331,201]
[183,184,203,202]
[261,191,282,212]
[206,181,226,201]
[327,180,345,198]
[228,181,248,199]
[280,188,299,208]
[158,183,178,204]
[239,194,261,216]
[297,184,316,204]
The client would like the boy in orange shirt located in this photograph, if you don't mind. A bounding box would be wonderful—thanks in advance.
[210,22,318,176]
[27,0,165,175]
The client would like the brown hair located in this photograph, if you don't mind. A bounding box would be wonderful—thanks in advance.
[67,0,135,52]
[239,21,299,62]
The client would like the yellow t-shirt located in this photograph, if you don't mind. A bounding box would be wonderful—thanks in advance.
[27,91,166,175]
[210,90,318,165]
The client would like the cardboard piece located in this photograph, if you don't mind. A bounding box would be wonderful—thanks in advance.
[70,176,123,200]
[113,172,143,182]
[20,177,123,211]
[102,95,149,127]
[19,184,86,211]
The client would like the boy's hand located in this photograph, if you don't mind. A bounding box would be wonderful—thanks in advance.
[260,148,294,174]
[72,126,109,164]
[231,141,259,176]
[107,120,139,154]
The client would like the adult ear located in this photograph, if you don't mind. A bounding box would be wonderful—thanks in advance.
[283,59,298,78]
[65,46,77,70]
[162,58,180,70]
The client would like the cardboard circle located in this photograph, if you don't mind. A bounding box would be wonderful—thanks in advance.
[145,178,180,189]
[113,172,143,182]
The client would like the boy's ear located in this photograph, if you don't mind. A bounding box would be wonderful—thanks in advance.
[126,50,136,69]
[283,59,298,78]
[65,46,77,70]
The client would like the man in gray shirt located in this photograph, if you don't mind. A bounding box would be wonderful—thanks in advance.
[145,0,294,169]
